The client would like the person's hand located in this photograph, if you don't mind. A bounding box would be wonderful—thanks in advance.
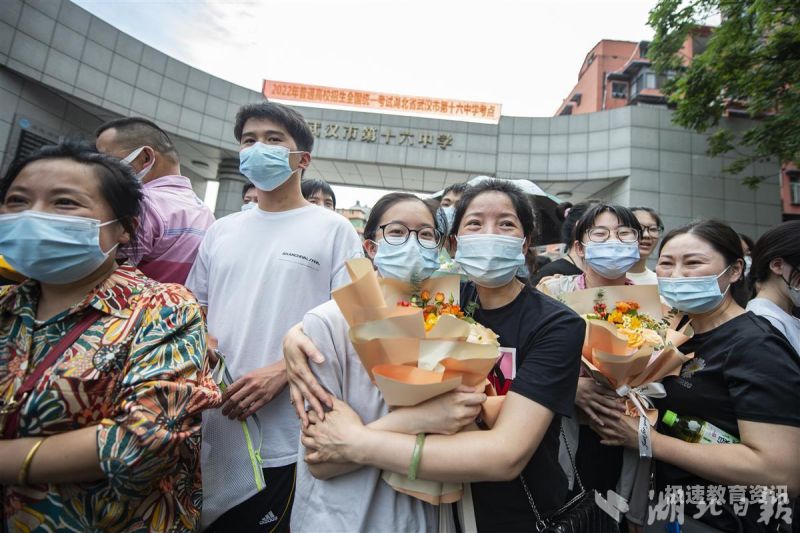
[575,377,626,426]
[206,334,219,367]
[283,323,333,427]
[590,410,642,449]
[221,360,287,420]
[403,385,486,435]
[302,399,366,464]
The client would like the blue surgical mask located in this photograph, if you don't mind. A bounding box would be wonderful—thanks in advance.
[372,239,440,283]
[121,146,154,181]
[583,240,640,279]
[658,265,732,314]
[241,202,257,212]
[440,206,456,235]
[455,234,526,288]
[239,143,301,192]
[0,211,119,284]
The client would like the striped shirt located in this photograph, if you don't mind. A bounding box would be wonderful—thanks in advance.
[121,175,215,284]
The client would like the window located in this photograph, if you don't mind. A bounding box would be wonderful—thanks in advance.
[611,82,627,99]
[13,128,55,162]
[790,174,800,205]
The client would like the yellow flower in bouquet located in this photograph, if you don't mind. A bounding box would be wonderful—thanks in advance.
[585,297,666,350]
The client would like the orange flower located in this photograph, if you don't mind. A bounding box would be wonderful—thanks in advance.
[420,290,431,301]
[616,302,631,313]
[435,292,445,303]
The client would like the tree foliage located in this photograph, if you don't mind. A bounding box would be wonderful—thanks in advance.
[648,0,800,187]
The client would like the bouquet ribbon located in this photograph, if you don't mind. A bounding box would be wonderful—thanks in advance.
[615,382,666,458]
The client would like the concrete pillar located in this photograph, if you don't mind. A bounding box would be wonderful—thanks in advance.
[215,157,247,218]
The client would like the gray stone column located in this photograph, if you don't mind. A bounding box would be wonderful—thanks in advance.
[215,157,247,218]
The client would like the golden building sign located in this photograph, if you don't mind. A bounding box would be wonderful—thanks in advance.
[263,80,501,123]
[306,121,455,150]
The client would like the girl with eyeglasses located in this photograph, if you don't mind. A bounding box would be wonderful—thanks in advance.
[290,192,486,532]
[286,181,585,532]
[746,220,800,355]
[536,203,644,517]
[594,219,800,531]
[627,206,664,285]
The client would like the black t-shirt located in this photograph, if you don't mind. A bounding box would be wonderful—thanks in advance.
[654,312,800,530]
[461,283,584,532]
[529,257,582,286]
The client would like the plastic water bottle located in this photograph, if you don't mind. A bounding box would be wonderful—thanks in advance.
[661,410,740,444]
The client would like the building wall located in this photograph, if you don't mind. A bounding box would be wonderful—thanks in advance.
[555,40,638,116]
[0,0,263,156]
[0,66,103,172]
[0,0,783,238]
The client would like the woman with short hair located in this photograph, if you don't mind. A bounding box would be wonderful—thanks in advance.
[595,219,800,531]
[0,140,220,532]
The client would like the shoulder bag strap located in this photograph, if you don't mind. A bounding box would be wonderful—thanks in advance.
[2,308,103,439]
[519,422,588,530]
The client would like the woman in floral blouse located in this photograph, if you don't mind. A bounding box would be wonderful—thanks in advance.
[0,140,221,532]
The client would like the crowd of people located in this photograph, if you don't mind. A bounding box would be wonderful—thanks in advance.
[0,100,798,533]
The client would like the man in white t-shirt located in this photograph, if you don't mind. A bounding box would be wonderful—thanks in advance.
[186,102,362,532]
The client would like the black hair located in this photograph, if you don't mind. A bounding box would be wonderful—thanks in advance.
[301,178,337,209]
[738,232,755,254]
[364,193,442,243]
[748,221,800,289]
[0,139,142,252]
[442,182,470,198]
[242,182,255,199]
[451,179,536,241]
[95,116,179,163]
[559,199,601,250]
[659,219,746,297]
[630,206,664,231]
[233,102,314,152]
[573,203,643,248]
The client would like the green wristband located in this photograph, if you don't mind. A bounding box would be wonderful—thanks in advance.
[407,433,426,481]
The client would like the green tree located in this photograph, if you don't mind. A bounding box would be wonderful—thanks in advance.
[648,0,800,187]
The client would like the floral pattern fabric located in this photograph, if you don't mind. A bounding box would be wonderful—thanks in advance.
[0,265,221,532]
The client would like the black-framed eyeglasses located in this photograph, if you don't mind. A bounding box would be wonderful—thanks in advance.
[585,226,639,243]
[641,225,664,237]
[379,222,441,249]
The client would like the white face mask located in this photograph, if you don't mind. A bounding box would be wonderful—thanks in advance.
[121,146,155,181]
[781,271,800,307]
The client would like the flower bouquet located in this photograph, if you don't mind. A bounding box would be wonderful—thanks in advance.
[559,284,694,458]
[331,258,501,504]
